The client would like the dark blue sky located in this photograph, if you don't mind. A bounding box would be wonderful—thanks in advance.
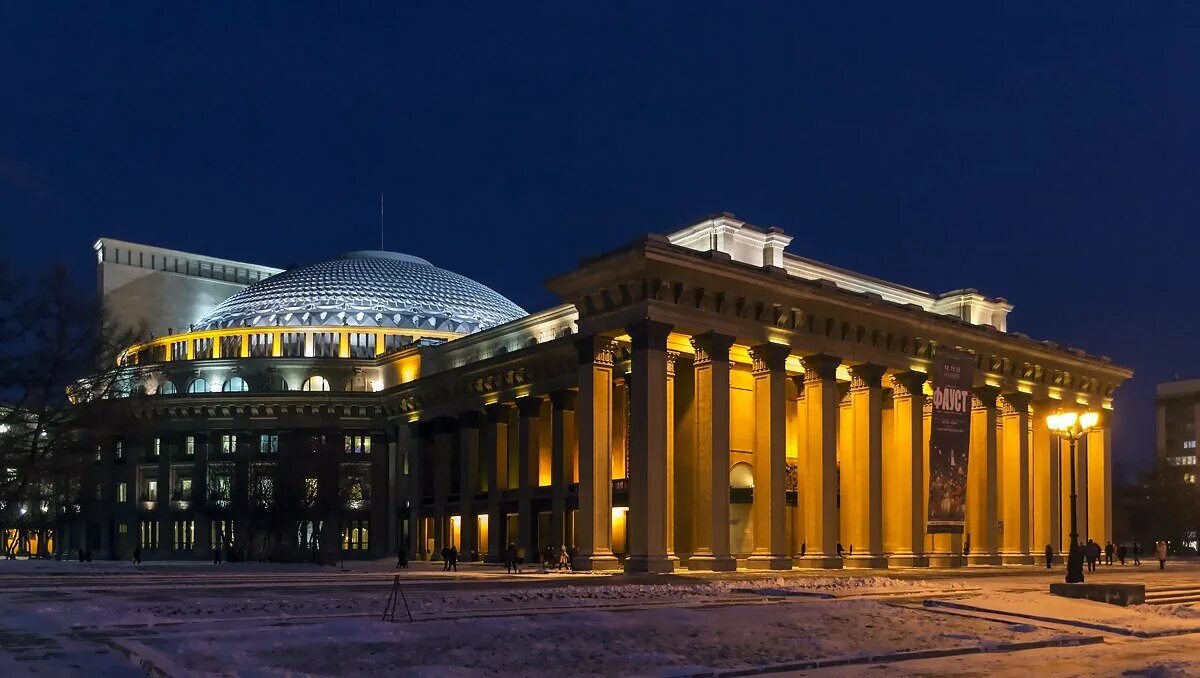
[3,3,1197,477]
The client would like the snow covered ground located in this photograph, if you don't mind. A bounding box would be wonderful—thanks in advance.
[3,560,1200,676]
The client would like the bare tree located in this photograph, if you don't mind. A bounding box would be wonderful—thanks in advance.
[0,262,142,557]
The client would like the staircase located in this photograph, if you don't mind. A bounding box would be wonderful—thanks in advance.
[1144,584,1200,606]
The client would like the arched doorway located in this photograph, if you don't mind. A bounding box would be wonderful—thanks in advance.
[730,461,755,556]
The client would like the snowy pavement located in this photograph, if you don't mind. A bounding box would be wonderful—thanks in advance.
[3,559,1200,676]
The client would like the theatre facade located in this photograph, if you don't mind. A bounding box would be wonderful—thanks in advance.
[74,214,1131,570]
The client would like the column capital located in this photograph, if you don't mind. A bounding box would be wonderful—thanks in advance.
[549,389,577,411]
[575,334,617,367]
[801,353,841,382]
[626,319,673,351]
[515,394,545,417]
[750,343,791,374]
[690,331,736,366]
[848,363,887,390]
[971,384,1001,410]
[998,392,1032,416]
[457,410,486,429]
[666,350,681,378]
[889,370,927,398]
[484,402,512,422]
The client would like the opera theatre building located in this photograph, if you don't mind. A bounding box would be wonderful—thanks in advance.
[75,214,1131,571]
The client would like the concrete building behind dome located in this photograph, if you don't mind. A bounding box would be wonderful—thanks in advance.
[95,238,284,339]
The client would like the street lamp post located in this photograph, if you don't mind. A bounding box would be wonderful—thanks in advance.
[1047,409,1100,584]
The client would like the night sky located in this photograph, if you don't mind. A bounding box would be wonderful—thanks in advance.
[3,4,1197,479]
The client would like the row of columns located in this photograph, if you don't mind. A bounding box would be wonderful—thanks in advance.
[570,320,1111,572]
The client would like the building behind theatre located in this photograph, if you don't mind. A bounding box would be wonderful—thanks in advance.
[1156,379,1200,483]
[60,213,1131,570]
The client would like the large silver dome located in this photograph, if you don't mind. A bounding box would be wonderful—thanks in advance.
[194,251,526,333]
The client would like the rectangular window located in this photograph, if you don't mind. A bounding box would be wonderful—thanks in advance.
[221,434,235,455]
[211,519,234,549]
[115,439,125,461]
[344,435,371,455]
[260,434,279,454]
[175,477,192,500]
[95,445,102,462]
[304,477,318,504]
[153,438,161,457]
[95,483,103,500]
[340,520,369,551]
[1168,455,1197,466]
[186,436,195,456]
[310,434,326,454]
[139,520,159,549]
[1186,440,1197,450]
[145,480,158,502]
[208,463,234,504]
[117,482,127,503]
[173,520,195,550]
[297,520,321,550]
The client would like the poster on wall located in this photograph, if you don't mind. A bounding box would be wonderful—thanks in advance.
[927,349,974,534]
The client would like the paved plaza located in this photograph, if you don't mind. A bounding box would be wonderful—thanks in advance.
[3,558,1200,676]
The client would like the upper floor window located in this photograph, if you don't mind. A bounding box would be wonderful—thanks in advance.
[1168,455,1197,466]
[187,378,209,394]
[185,436,195,456]
[115,439,125,461]
[159,381,177,395]
[302,376,330,392]
[223,377,249,392]
[344,435,371,455]
[1185,440,1196,450]
[152,438,161,457]
[221,434,236,455]
[260,434,279,454]
[117,482,127,503]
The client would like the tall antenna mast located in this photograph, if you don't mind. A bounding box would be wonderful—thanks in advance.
[380,192,385,250]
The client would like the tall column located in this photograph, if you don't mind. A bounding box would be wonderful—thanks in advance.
[799,354,843,569]
[967,386,1000,565]
[844,364,887,568]
[1031,401,1058,559]
[624,319,673,573]
[483,403,510,562]
[748,343,793,570]
[792,377,807,559]
[407,422,428,558]
[665,351,679,562]
[550,390,576,552]
[999,393,1032,564]
[431,417,455,559]
[573,336,619,570]
[458,411,483,559]
[515,395,543,560]
[887,371,927,566]
[687,332,737,571]
[1087,416,1112,546]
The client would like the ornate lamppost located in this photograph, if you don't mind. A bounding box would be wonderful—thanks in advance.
[1047,409,1100,584]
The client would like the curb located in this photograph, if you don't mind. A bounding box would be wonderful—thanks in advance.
[688,635,1105,677]
[923,599,1200,639]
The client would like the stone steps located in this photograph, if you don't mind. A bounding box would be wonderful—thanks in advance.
[1144,586,1200,606]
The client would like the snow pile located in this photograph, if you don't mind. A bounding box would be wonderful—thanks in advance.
[707,575,966,594]
[1132,603,1200,620]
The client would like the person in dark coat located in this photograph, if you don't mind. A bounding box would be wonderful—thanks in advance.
[1118,543,1127,566]
[447,545,458,572]
[396,545,408,569]
[836,542,844,558]
[1105,541,1114,566]
[213,545,221,565]
[505,542,517,574]
[1045,544,1054,569]
[133,547,141,565]
[1133,542,1141,566]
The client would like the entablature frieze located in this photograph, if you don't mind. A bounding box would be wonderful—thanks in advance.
[547,238,1131,405]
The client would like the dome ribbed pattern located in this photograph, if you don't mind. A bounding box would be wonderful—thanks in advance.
[194,251,526,333]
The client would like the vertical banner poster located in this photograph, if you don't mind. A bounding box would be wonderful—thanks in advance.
[927,350,974,534]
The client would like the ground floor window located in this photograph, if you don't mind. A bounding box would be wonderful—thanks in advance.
[173,520,195,550]
[341,520,369,551]
[297,520,322,550]
[139,521,159,549]
[211,519,234,549]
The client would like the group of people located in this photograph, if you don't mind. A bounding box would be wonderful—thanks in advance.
[1044,540,1171,570]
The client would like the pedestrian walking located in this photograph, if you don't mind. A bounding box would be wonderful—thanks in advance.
[1105,541,1114,566]
[1118,543,1127,566]
[213,545,221,565]
[1156,540,1168,570]
[505,542,517,574]
[448,545,458,572]
[1045,544,1054,568]
[800,540,807,559]
[1133,542,1141,566]
[133,547,141,565]
[516,545,525,573]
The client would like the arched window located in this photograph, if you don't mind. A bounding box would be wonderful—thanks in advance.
[302,376,330,392]
[159,381,177,395]
[730,462,755,489]
[267,374,289,392]
[187,378,209,394]
[222,376,249,392]
[345,375,372,392]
